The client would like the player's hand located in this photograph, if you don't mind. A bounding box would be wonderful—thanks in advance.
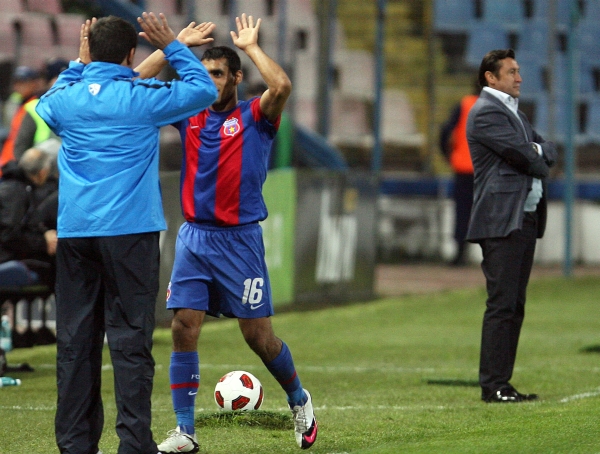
[138,12,176,50]
[79,17,96,64]
[230,13,260,51]
[177,21,216,47]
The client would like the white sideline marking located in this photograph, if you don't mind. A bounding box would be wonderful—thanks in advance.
[560,387,600,403]
[0,405,55,411]
[22,365,600,405]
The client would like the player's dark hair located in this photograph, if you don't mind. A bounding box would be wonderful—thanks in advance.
[478,48,516,88]
[89,16,138,64]
[201,46,241,74]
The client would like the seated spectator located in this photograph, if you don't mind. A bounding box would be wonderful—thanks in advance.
[0,140,59,289]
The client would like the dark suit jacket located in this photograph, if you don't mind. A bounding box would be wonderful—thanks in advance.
[466,90,558,241]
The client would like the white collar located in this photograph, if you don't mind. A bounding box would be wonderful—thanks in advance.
[483,86,519,115]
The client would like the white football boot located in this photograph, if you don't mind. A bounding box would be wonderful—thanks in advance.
[157,427,199,453]
[290,389,318,449]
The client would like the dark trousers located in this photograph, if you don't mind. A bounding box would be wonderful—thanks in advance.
[54,233,160,454]
[478,212,538,398]
[453,172,474,244]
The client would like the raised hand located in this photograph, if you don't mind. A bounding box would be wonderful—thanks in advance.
[177,21,216,47]
[79,17,96,64]
[230,13,261,51]
[137,12,176,50]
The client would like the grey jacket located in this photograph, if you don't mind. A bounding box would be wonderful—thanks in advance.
[466,90,558,241]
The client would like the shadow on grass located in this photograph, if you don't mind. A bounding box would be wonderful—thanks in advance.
[196,410,292,430]
[580,344,600,353]
[425,379,479,387]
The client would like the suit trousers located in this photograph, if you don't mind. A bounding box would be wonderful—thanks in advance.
[54,233,160,454]
[478,212,538,398]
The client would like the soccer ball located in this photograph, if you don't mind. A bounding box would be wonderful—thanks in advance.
[214,370,264,411]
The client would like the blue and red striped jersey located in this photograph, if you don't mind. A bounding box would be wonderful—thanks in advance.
[174,97,280,226]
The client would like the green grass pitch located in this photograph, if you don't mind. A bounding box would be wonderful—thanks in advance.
[1,274,600,453]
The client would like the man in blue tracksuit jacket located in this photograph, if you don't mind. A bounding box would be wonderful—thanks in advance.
[35,13,217,454]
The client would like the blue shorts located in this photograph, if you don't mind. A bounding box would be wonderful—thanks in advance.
[166,222,274,319]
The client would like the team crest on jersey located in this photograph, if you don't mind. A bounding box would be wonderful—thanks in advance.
[223,117,240,136]
[88,83,101,96]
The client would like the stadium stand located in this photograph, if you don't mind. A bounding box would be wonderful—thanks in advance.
[516,52,546,96]
[529,0,581,28]
[0,0,24,14]
[53,13,87,60]
[464,22,510,68]
[482,0,525,31]
[143,0,179,16]
[433,0,476,33]
[237,0,272,18]
[335,49,374,101]
[515,19,555,60]
[0,17,18,61]
[433,0,600,151]
[15,13,58,68]
[54,13,86,47]
[26,0,62,15]
[195,0,227,18]
[583,94,600,144]
[381,89,424,149]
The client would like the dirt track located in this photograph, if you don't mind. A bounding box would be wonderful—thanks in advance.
[375,263,600,297]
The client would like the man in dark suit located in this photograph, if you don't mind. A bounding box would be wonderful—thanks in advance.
[466,49,557,403]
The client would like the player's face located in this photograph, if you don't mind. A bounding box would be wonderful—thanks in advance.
[202,57,240,111]
[487,57,521,98]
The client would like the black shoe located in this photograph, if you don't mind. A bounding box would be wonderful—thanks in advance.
[509,386,538,401]
[483,387,538,403]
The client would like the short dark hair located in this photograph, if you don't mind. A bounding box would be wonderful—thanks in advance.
[478,49,516,88]
[89,16,138,64]
[201,46,241,74]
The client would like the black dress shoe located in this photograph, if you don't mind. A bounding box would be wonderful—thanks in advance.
[483,387,538,403]
[510,386,538,401]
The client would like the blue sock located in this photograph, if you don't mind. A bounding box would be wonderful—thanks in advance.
[170,351,199,433]
[264,342,306,407]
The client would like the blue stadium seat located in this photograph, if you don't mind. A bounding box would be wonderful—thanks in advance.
[434,0,476,33]
[516,19,552,59]
[482,0,525,31]
[530,0,578,28]
[533,94,563,141]
[517,51,546,96]
[583,94,600,143]
[578,19,600,58]
[580,59,600,95]
[464,22,509,68]
[534,93,585,144]
[583,0,600,19]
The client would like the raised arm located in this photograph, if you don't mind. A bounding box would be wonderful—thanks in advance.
[135,16,215,79]
[231,13,291,123]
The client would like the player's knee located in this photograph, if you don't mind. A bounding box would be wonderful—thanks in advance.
[171,310,202,342]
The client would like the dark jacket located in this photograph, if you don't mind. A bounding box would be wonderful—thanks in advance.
[0,161,57,263]
[466,90,557,241]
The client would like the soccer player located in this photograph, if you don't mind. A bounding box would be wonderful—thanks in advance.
[156,14,318,452]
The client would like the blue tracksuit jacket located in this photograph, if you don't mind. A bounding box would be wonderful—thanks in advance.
[36,40,217,238]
